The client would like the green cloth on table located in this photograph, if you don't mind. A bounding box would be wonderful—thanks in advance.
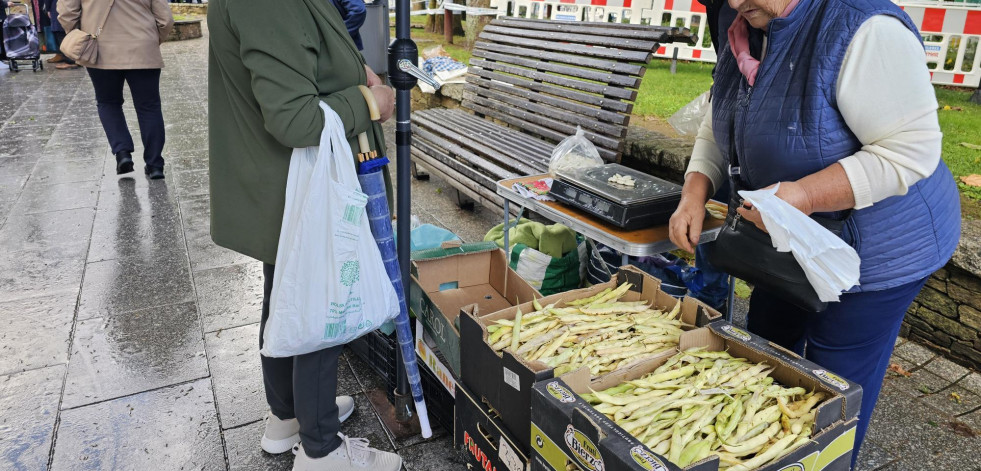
[484,219,578,259]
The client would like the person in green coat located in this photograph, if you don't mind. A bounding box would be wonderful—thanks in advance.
[207,0,399,470]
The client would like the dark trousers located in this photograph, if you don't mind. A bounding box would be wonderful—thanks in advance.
[260,263,343,458]
[86,68,165,169]
[747,277,929,465]
[51,30,74,64]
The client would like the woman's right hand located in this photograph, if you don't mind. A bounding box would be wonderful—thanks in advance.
[669,172,714,253]
[370,85,395,123]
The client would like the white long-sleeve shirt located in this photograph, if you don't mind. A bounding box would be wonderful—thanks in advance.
[686,15,942,209]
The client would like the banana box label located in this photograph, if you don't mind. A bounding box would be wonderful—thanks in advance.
[547,381,577,403]
[812,369,850,391]
[628,446,669,471]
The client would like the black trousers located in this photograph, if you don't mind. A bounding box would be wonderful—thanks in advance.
[260,263,343,458]
[86,68,165,169]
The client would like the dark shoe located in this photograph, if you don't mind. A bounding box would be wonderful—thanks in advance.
[47,53,66,63]
[115,151,134,175]
[145,166,165,180]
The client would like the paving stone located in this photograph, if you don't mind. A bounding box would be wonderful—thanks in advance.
[883,367,951,398]
[180,196,253,271]
[87,181,186,263]
[345,393,397,452]
[0,173,28,202]
[853,440,897,471]
[224,420,294,471]
[892,340,938,367]
[29,158,105,185]
[958,373,981,396]
[345,348,390,393]
[77,251,194,320]
[400,436,465,470]
[0,249,86,302]
[51,378,224,471]
[919,383,981,416]
[923,355,971,382]
[0,291,76,376]
[0,207,95,255]
[11,179,100,215]
[193,262,265,333]
[173,168,209,199]
[0,155,39,176]
[166,148,209,172]
[62,302,209,409]
[206,323,266,429]
[865,383,981,470]
[0,365,65,470]
[0,136,47,157]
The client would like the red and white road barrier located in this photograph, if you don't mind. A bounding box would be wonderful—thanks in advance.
[490,0,981,87]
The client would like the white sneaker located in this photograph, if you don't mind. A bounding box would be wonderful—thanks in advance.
[292,434,402,471]
[261,396,357,454]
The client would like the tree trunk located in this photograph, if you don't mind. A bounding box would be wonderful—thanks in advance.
[425,0,444,34]
[971,85,981,105]
[464,0,492,48]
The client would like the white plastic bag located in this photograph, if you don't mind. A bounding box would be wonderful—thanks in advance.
[548,126,603,174]
[668,91,710,136]
[261,102,400,357]
[738,185,861,303]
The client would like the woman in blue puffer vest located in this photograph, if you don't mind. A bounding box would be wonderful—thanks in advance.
[669,0,961,460]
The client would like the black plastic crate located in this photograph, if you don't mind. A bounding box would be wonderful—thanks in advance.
[347,328,455,434]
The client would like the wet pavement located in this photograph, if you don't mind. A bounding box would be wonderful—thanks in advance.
[1,31,980,471]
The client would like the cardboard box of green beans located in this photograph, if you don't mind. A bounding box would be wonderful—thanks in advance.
[460,265,723,454]
[529,322,862,471]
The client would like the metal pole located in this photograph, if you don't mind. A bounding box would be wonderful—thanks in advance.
[389,0,419,421]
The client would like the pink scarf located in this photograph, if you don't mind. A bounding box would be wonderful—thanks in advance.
[727,0,801,86]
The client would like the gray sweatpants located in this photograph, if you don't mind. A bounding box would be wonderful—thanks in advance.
[260,263,343,458]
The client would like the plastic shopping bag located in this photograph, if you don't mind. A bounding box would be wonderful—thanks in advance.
[261,102,400,357]
[738,185,861,302]
[548,126,603,174]
[668,91,709,136]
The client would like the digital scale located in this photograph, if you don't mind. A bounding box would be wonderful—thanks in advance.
[549,163,683,230]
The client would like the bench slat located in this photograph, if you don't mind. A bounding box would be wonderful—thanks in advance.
[415,111,552,168]
[477,32,652,63]
[410,131,509,187]
[470,59,637,101]
[472,42,645,76]
[482,24,658,52]
[411,147,509,215]
[413,114,546,175]
[464,75,629,126]
[463,86,627,139]
[493,18,695,43]
[467,67,633,114]
[465,100,621,161]
[471,48,641,88]
[418,109,555,163]
[412,125,516,181]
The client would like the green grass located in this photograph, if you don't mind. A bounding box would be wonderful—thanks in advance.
[935,88,981,200]
[633,60,714,117]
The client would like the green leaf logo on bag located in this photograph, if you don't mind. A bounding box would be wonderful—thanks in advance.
[341,261,360,287]
[629,446,668,471]
[564,425,604,471]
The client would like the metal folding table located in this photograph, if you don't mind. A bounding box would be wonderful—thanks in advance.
[496,174,735,319]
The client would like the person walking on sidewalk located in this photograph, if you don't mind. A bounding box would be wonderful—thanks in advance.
[208,0,399,470]
[58,0,173,179]
[46,0,77,69]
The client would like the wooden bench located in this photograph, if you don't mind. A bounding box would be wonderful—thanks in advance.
[410,17,696,212]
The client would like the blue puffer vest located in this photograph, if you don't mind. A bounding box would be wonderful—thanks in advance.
[711,0,960,291]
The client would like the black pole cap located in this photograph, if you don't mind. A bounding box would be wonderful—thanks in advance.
[388,38,419,91]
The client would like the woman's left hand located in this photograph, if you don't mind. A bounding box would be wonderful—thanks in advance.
[736,181,813,233]
[365,65,383,87]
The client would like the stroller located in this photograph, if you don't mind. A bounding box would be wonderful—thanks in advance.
[3,0,43,72]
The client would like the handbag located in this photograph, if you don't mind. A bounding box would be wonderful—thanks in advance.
[705,118,848,313]
[60,0,115,63]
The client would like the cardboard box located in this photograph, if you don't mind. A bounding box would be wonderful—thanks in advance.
[415,318,456,398]
[457,384,530,471]
[530,322,863,471]
[460,265,723,454]
[409,241,541,378]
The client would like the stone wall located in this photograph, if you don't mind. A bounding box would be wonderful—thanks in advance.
[165,20,203,42]
[169,4,208,16]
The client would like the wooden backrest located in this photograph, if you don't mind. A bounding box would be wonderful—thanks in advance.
[463,17,695,162]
